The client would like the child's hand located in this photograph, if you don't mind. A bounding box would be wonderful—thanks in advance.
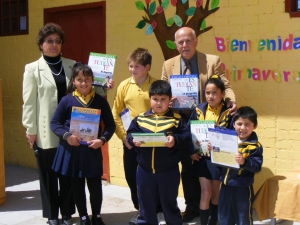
[66,135,80,146]
[207,142,212,151]
[164,136,175,148]
[123,138,133,149]
[105,79,114,89]
[235,153,245,165]
[169,96,177,107]
[87,139,104,149]
[190,153,201,161]
[133,139,142,147]
[195,140,201,146]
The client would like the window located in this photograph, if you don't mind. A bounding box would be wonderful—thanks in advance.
[285,0,300,17]
[0,0,28,36]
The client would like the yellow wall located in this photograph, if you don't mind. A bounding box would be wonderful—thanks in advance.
[1,0,300,194]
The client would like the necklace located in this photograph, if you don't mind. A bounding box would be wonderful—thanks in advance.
[44,59,62,65]
[51,64,63,76]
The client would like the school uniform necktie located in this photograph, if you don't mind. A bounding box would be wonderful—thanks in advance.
[183,61,191,75]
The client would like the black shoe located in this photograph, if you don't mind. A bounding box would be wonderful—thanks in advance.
[48,219,59,225]
[92,217,106,225]
[81,218,91,225]
[61,218,72,225]
[181,210,200,222]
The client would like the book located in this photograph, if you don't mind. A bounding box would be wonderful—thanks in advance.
[208,126,239,168]
[190,120,216,156]
[69,106,101,145]
[169,74,199,110]
[120,108,131,131]
[131,133,168,147]
[87,52,117,87]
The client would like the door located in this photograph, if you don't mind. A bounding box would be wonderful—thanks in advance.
[45,2,110,182]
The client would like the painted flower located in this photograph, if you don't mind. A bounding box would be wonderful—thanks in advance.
[156,6,163,14]
[196,0,203,8]
[171,0,177,6]
[151,21,157,29]
[145,0,151,4]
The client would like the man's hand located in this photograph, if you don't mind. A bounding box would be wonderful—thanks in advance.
[227,101,237,116]
[66,135,80,146]
[190,153,201,161]
[26,134,37,148]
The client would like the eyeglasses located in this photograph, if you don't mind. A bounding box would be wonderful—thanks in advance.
[45,39,62,45]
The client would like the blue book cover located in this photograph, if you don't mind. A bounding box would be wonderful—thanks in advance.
[69,107,101,145]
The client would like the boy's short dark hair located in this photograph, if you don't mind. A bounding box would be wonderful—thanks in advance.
[149,80,172,98]
[127,47,152,68]
[233,106,258,126]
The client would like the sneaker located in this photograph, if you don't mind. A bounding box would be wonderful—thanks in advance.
[61,216,72,225]
[47,219,59,225]
[92,217,106,225]
[157,212,166,225]
[129,212,138,225]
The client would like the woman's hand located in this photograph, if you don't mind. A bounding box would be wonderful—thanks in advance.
[66,135,80,146]
[87,139,104,149]
[164,136,175,148]
[26,134,37,148]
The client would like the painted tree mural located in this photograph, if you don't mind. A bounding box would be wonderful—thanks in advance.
[135,0,220,60]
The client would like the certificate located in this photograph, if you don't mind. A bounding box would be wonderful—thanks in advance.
[208,127,239,168]
[131,133,168,147]
[120,108,131,131]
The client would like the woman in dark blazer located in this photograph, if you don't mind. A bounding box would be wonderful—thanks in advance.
[22,23,75,225]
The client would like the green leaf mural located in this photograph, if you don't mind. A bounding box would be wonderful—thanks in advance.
[186,7,196,16]
[174,15,183,27]
[149,1,156,15]
[166,17,174,26]
[166,40,177,49]
[200,20,206,30]
[162,0,170,10]
[145,24,154,35]
[211,0,220,10]
[136,20,146,29]
[135,1,145,10]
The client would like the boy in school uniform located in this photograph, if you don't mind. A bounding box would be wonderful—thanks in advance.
[126,80,192,225]
[217,106,263,225]
[111,48,159,224]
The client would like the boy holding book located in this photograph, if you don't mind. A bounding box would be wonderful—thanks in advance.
[126,80,191,225]
[111,48,158,224]
[217,106,263,225]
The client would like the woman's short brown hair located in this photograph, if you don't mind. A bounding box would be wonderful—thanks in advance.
[36,23,64,51]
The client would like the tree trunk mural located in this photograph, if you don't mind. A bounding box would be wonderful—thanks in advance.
[135,0,220,60]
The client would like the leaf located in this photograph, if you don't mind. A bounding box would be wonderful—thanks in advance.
[186,7,196,16]
[162,0,170,10]
[166,17,174,26]
[200,19,206,30]
[211,0,220,9]
[181,0,188,4]
[135,1,145,10]
[145,24,154,35]
[174,15,183,27]
[149,1,156,15]
[136,20,146,29]
[166,40,177,49]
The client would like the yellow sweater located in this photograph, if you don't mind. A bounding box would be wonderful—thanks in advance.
[112,75,157,141]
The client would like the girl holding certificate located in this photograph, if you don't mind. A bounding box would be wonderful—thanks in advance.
[188,75,233,225]
[50,63,115,225]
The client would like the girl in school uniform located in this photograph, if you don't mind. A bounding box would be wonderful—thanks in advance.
[51,63,116,225]
[189,75,233,225]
